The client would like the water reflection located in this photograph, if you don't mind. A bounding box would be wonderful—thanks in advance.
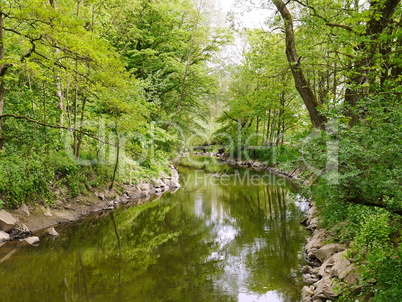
[0,156,307,302]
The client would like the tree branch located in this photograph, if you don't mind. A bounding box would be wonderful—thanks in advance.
[0,114,115,146]
[347,196,402,217]
[292,0,355,33]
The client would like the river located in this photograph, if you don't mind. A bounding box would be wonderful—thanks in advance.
[0,156,308,302]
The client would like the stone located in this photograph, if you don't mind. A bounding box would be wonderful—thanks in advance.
[46,227,59,236]
[307,217,320,230]
[305,229,326,252]
[40,206,52,217]
[9,222,31,239]
[155,179,168,189]
[0,210,17,232]
[318,254,337,277]
[138,182,151,192]
[166,179,181,188]
[316,243,346,262]
[0,230,10,242]
[15,203,30,217]
[22,236,40,246]
[329,251,352,278]
[302,265,311,274]
[302,285,314,302]
[98,193,105,201]
[313,276,338,300]
[344,272,360,286]
[304,273,320,284]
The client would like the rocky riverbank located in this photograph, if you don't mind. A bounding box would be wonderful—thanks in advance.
[0,165,180,250]
[301,204,360,302]
[216,153,314,186]
[215,154,360,302]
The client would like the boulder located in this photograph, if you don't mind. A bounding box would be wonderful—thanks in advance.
[329,251,352,279]
[138,182,151,192]
[165,179,181,188]
[21,236,40,246]
[307,217,320,230]
[305,229,326,252]
[14,203,30,217]
[318,250,355,280]
[304,273,320,284]
[46,227,59,236]
[302,285,314,302]
[319,256,334,277]
[40,206,52,217]
[302,265,311,274]
[154,179,168,189]
[0,230,10,242]
[313,276,338,300]
[0,210,17,232]
[9,221,31,239]
[316,243,346,262]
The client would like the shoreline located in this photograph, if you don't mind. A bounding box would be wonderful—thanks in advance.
[213,153,360,302]
[0,165,180,246]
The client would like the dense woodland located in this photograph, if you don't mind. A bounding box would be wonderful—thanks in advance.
[0,0,401,301]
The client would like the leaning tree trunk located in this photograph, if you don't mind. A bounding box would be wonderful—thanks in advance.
[272,0,327,129]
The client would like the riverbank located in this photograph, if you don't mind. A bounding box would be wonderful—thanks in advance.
[215,153,361,302]
[0,165,180,247]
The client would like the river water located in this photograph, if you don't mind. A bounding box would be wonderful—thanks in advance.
[0,156,308,302]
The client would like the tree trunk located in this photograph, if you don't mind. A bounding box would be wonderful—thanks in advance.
[344,0,400,126]
[49,0,65,125]
[0,12,6,150]
[272,0,327,129]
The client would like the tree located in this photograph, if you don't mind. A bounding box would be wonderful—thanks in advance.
[272,0,401,128]
[272,0,326,129]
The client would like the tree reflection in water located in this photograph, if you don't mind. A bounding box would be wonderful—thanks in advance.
[0,156,307,302]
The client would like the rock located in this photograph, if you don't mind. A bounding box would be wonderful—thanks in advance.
[304,273,320,284]
[0,210,17,232]
[344,272,360,286]
[154,179,168,189]
[46,227,59,236]
[305,229,326,252]
[302,265,311,274]
[22,236,40,246]
[0,230,10,242]
[302,285,314,302]
[319,256,333,277]
[318,250,355,281]
[97,193,105,201]
[138,182,151,192]
[9,221,31,239]
[307,217,320,230]
[313,276,338,300]
[329,251,352,278]
[166,179,181,188]
[40,206,52,217]
[15,203,30,217]
[316,243,346,262]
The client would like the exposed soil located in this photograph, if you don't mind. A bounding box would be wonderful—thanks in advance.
[7,165,180,234]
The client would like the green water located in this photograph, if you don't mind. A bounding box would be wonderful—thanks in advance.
[0,156,308,302]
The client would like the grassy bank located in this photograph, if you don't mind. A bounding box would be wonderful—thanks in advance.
[0,149,171,210]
